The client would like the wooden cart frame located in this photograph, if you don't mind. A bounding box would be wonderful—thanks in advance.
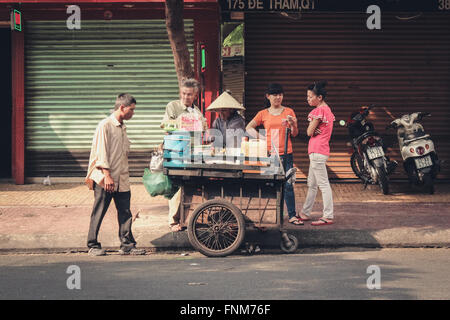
[163,162,299,257]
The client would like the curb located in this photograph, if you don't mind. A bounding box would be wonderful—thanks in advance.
[0,199,449,254]
[1,227,449,255]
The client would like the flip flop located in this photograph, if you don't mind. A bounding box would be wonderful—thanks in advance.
[296,214,311,222]
[288,217,304,226]
[170,224,183,232]
[311,218,334,226]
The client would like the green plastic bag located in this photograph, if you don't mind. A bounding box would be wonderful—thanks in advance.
[142,168,176,199]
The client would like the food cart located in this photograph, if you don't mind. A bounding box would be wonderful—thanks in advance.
[162,131,299,257]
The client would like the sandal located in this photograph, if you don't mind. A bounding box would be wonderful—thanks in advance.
[170,224,183,232]
[296,213,311,222]
[288,217,304,226]
[311,218,334,226]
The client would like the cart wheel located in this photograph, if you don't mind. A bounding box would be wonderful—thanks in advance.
[187,199,245,257]
[280,234,299,253]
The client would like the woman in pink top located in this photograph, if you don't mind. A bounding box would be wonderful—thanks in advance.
[298,81,335,226]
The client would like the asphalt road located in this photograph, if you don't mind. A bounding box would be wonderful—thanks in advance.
[0,248,449,301]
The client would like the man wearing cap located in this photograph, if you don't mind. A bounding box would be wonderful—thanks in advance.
[207,91,246,149]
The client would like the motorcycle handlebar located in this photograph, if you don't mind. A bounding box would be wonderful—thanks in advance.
[416,112,431,121]
[361,107,371,117]
[350,104,376,122]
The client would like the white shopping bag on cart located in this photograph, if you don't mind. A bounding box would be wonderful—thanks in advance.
[150,150,164,173]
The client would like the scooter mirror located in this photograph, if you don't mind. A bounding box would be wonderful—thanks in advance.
[418,112,431,120]
[354,114,364,121]
[386,122,396,130]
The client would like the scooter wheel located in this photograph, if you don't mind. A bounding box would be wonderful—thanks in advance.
[350,153,370,183]
[376,166,389,195]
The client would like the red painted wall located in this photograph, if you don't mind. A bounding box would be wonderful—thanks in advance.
[194,17,220,126]
[11,30,25,185]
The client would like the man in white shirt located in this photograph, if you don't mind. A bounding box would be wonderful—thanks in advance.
[160,78,207,130]
[85,93,146,256]
[160,79,207,232]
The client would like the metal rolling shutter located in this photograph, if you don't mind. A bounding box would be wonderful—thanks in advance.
[223,59,245,104]
[25,19,194,177]
[245,12,450,180]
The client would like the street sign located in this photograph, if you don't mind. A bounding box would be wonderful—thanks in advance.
[11,9,22,31]
[220,0,448,12]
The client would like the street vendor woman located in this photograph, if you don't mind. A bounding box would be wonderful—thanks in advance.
[206,91,246,149]
[246,83,300,225]
[161,78,207,232]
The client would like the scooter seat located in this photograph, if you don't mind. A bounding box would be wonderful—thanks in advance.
[403,134,431,145]
[353,131,377,145]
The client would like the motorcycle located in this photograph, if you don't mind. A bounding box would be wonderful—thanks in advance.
[341,105,397,194]
[386,112,440,194]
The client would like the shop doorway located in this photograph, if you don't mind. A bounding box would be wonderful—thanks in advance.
[221,20,245,106]
[0,28,12,178]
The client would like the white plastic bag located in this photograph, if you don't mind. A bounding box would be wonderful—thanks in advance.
[286,167,297,185]
[150,150,164,173]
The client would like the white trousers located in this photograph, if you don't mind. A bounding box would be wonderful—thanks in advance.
[302,153,334,219]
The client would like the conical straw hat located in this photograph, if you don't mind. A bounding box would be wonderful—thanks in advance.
[206,91,245,111]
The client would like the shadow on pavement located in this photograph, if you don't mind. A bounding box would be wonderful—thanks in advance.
[149,227,383,256]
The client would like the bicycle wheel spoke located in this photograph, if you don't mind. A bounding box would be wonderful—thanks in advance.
[204,233,216,248]
[222,228,238,239]
[212,235,220,250]
[219,232,236,246]
[222,211,236,224]
[196,227,214,244]
[196,228,212,241]
[208,207,220,224]
[217,207,229,223]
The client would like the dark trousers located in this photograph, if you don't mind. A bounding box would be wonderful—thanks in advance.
[280,153,296,219]
[87,183,136,251]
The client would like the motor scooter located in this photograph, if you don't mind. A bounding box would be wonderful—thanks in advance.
[386,112,440,194]
[341,105,397,194]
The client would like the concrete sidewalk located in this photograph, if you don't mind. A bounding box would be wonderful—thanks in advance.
[0,182,449,253]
